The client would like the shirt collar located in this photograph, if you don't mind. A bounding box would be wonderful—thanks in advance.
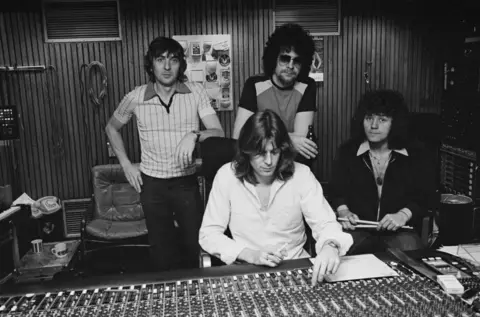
[143,81,191,101]
[356,141,408,156]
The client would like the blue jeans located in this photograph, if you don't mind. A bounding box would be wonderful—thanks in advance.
[140,173,203,271]
[346,229,424,255]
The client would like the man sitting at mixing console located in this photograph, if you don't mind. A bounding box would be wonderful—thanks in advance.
[199,110,353,286]
[329,89,438,254]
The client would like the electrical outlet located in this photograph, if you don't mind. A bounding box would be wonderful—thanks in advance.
[107,142,116,158]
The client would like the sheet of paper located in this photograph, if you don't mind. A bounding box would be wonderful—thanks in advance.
[438,245,480,265]
[310,254,398,282]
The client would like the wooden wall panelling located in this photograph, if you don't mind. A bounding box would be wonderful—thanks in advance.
[0,0,444,200]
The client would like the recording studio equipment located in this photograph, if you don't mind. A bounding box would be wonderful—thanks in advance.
[1,252,479,317]
[440,143,479,202]
[441,23,480,153]
[0,106,19,141]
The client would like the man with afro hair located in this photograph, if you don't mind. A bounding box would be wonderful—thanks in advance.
[233,23,319,166]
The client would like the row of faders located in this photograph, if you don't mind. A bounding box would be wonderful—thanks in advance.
[0,263,477,316]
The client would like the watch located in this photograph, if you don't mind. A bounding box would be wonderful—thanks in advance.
[326,241,340,252]
[191,130,201,142]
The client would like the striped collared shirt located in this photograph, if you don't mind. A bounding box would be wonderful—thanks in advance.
[114,81,216,178]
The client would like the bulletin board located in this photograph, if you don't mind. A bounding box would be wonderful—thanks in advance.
[173,34,233,111]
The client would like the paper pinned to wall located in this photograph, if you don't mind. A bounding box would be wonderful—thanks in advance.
[310,254,398,282]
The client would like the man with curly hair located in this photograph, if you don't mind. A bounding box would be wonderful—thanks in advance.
[200,110,352,286]
[233,23,319,164]
[106,36,224,271]
[329,90,438,254]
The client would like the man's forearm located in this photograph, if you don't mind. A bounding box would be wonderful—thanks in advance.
[106,127,131,167]
[289,132,303,138]
[198,128,224,142]
[237,248,254,263]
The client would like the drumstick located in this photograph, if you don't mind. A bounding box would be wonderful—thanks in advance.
[337,217,378,225]
[337,217,413,230]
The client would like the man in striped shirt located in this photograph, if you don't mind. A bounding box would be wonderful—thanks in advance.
[106,37,224,271]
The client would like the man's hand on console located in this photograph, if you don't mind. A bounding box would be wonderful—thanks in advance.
[237,247,286,268]
[377,212,408,231]
[337,209,359,230]
[311,243,340,286]
[121,162,143,193]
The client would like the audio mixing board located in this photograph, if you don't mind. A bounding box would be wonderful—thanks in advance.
[0,251,479,317]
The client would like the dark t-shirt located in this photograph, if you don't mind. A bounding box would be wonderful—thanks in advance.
[238,75,317,132]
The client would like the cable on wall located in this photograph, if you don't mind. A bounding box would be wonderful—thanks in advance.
[80,61,108,108]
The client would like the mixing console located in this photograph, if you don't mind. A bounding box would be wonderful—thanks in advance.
[0,256,478,317]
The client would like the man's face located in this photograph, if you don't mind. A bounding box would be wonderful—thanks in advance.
[152,51,181,87]
[273,49,301,87]
[363,114,392,144]
[250,140,281,181]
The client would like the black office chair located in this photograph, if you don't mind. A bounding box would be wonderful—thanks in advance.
[196,137,237,266]
[197,136,238,205]
[409,112,443,246]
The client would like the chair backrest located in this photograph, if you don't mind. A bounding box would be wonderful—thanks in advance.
[409,112,443,188]
[92,164,144,221]
[409,112,442,153]
[197,137,237,183]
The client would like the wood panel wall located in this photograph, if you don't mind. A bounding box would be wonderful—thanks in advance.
[0,0,444,200]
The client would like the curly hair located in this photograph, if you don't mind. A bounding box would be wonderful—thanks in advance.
[351,89,411,149]
[144,37,187,83]
[234,110,296,184]
[262,23,315,81]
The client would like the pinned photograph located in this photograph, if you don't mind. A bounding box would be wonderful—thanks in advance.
[309,36,324,82]
[221,69,230,80]
[178,40,189,55]
[221,87,230,99]
[189,69,204,83]
[190,42,202,57]
[219,99,231,110]
[202,41,214,61]
[219,54,231,67]
[205,61,218,82]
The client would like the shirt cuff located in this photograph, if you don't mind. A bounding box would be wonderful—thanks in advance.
[315,232,353,257]
[113,111,130,124]
[199,106,217,119]
[221,241,248,265]
[398,208,412,221]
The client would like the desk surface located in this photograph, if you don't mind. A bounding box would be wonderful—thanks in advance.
[439,243,480,264]
[0,206,20,222]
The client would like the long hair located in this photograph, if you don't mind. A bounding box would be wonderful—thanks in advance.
[262,23,315,81]
[234,110,296,184]
[143,37,188,83]
[351,89,410,149]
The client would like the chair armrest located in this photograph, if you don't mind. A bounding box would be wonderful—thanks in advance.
[421,210,436,247]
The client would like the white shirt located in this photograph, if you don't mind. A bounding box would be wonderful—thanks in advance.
[114,81,216,178]
[199,162,353,265]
